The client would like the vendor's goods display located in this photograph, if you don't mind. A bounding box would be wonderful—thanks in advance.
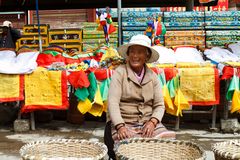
[49,28,83,52]
[212,140,240,160]
[164,30,205,49]
[121,11,164,45]
[206,30,240,48]
[205,11,240,29]
[18,24,50,50]
[19,139,108,160]
[115,138,206,160]
[82,22,118,51]
[163,11,204,30]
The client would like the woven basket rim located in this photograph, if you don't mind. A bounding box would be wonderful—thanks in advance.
[212,140,240,159]
[114,138,206,160]
[19,138,108,160]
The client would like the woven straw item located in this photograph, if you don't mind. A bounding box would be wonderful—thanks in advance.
[19,139,108,160]
[212,140,240,160]
[114,138,206,160]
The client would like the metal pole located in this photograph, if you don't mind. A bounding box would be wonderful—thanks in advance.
[117,0,122,46]
[35,0,42,52]
[186,0,194,11]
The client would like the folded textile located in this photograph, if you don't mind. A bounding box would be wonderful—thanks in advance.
[0,50,39,74]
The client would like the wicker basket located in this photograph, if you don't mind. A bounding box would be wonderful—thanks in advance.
[114,138,206,160]
[212,140,240,160]
[19,139,108,160]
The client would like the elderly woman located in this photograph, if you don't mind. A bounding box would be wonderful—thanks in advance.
[104,34,175,159]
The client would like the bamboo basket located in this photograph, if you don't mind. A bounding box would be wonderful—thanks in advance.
[212,140,240,160]
[19,139,108,160]
[114,138,206,160]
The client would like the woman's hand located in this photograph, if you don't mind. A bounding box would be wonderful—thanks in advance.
[117,126,133,140]
[142,121,155,138]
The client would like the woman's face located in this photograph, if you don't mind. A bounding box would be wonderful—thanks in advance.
[127,45,149,71]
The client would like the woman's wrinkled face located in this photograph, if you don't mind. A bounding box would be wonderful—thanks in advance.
[127,45,149,71]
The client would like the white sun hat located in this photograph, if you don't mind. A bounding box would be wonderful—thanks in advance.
[2,21,12,27]
[117,34,160,63]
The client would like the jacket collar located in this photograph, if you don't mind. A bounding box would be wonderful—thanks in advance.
[126,63,152,85]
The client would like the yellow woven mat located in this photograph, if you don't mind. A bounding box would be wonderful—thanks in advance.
[179,68,216,102]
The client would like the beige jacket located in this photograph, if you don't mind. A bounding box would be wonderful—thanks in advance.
[107,63,165,127]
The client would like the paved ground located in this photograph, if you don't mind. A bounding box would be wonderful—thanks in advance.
[0,120,239,160]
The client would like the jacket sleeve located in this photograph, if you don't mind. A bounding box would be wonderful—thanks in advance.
[107,67,125,126]
[10,28,21,41]
[151,73,165,122]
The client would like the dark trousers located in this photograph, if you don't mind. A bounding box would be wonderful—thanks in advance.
[104,121,116,160]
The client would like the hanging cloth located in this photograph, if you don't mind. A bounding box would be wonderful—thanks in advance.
[87,72,98,102]
[77,98,92,114]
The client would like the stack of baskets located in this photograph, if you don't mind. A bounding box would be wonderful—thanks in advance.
[19,139,108,160]
[212,140,240,160]
[114,138,206,160]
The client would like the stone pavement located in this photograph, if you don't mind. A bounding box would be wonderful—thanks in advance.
[0,120,239,160]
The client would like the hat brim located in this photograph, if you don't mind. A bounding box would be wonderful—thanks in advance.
[117,42,159,63]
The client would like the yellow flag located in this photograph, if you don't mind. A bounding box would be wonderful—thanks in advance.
[174,89,190,116]
[231,90,240,114]
[103,101,108,112]
[88,104,104,117]
[94,85,104,106]
[77,98,92,114]
[88,85,104,116]
[163,85,174,110]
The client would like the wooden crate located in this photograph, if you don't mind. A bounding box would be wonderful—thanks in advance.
[49,29,82,43]
[18,36,49,48]
[23,24,49,36]
[50,42,82,52]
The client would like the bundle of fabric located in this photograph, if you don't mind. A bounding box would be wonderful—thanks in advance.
[152,45,176,64]
[69,69,113,117]
[174,46,205,63]
[204,47,240,64]
[0,50,39,74]
[228,42,240,56]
